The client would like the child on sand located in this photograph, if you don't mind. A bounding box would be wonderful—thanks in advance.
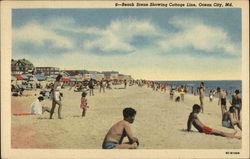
[80,91,89,117]
[187,104,241,139]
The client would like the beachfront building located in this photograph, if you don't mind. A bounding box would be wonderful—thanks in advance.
[102,71,119,80]
[124,75,133,80]
[96,72,105,81]
[35,67,60,76]
[118,74,125,81]
[63,70,79,76]
[11,59,34,75]
[88,71,101,80]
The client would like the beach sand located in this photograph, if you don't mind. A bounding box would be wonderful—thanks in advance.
[11,84,241,149]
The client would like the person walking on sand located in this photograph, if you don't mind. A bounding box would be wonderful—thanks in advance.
[180,85,185,101]
[217,87,227,120]
[88,78,95,96]
[170,88,175,100]
[199,82,205,113]
[124,79,127,89]
[222,106,242,130]
[50,74,63,119]
[102,107,139,149]
[230,90,242,120]
[209,90,214,102]
[99,78,105,93]
[80,91,89,117]
[187,104,241,139]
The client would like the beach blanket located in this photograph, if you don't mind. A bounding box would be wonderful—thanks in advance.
[13,113,35,116]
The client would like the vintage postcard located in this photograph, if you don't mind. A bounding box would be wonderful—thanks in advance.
[1,0,249,158]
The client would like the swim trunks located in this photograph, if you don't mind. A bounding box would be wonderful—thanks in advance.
[80,104,89,109]
[202,126,213,134]
[222,121,233,128]
[102,141,119,149]
[221,98,226,105]
[235,104,241,109]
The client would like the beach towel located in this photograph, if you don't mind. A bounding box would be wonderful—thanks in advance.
[13,113,35,116]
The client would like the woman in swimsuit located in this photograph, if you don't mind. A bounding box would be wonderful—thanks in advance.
[180,85,185,102]
[50,74,63,119]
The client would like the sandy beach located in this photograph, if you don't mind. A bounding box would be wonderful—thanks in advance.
[11,84,241,149]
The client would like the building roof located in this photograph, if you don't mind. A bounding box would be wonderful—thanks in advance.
[102,71,119,74]
[12,59,34,67]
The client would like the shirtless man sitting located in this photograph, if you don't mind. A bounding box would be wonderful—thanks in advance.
[102,107,139,149]
[187,104,241,139]
[222,106,242,130]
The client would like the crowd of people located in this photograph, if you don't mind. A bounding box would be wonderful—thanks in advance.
[12,75,243,149]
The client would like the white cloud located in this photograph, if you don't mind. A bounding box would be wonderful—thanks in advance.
[83,18,160,53]
[158,17,240,56]
[13,21,73,49]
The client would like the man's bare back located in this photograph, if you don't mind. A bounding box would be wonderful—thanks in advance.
[104,120,133,143]
[102,107,138,149]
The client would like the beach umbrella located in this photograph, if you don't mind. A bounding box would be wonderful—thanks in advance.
[69,78,76,82]
[21,74,28,80]
[61,78,70,82]
[36,76,46,81]
[46,77,55,82]
[15,75,23,80]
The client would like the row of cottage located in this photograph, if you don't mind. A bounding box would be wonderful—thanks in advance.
[11,59,133,81]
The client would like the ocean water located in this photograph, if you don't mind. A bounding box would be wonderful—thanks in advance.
[157,80,242,99]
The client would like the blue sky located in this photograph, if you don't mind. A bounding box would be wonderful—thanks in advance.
[12,8,242,80]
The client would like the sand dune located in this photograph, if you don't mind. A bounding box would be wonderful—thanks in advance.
[11,84,241,149]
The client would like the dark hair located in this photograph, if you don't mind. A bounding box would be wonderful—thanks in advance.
[38,96,44,101]
[82,91,87,97]
[235,90,240,94]
[217,87,221,92]
[56,74,62,82]
[192,104,201,111]
[123,107,136,118]
[229,106,235,112]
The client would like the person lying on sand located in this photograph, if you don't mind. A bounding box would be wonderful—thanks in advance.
[222,106,242,130]
[102,107,139,149]
[187,104,241,139]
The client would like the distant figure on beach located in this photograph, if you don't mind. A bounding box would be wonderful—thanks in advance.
[88,78,95,96]
[124,79,127,89]
[209,90,214,102]
[175,96,180,102]
[30,96,50,114]
[102,107,139,149]
[99,78,105,93]
[170,88,175,100]
[230,90,242,120]
[80,91,89,117]
[199,82,205,113]
[222,106,242,130]
[180,85,185,101]
[50,75,63,119]
[217,87,227,120]
[187,104,241,139]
